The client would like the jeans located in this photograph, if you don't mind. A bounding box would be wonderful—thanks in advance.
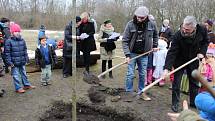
[41,64,52,83]
[125,53,148,93]
[11,66,31,91]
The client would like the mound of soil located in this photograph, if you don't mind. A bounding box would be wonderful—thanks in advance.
[40,101,142,121]
[88,86,106,103]
[83,73,100,84]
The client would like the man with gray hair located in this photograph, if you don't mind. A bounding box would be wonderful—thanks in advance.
[162,16,209,112]
[122,6,158,101]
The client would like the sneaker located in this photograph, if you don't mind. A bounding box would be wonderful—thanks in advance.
[63,74,69,78]
[109,75,113,79]
[16,88,25,93]
[41,83,48,86]
[101,75,106,79]
[140,93,151,101]
[23,85,36,90]
[159,82,165,87]
[0,89,5,97]
[46,82,52,85]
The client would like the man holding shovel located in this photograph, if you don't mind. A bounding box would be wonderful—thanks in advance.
[122,6,158,101]
[162,16,209,112]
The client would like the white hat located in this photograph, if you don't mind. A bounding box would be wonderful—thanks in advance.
[163,19,170,27]
[134,6,149,17]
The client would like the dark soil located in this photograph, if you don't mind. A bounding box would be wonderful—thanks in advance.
[40,100,142,121]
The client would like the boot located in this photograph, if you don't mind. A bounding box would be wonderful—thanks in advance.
[109,72,113,79]
[0,89,5,97]
[102,60,106,79]
[108,60,113,79]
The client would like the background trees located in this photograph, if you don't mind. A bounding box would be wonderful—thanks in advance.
[0,0,214,32]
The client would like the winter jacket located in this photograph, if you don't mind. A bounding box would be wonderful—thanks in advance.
[35,44,57,68]
[63,22,73,58]
[195,87,215,121]
[4,36,29,66]
[122,20,158,57]
[98,24,116,60]
[159,26,174,48]
[153,39,168,78]
[0,22,11,43]
[164,24,209,71]
[79,21,96,52]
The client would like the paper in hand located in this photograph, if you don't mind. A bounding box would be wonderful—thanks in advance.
[80,33,89,39]
[108,32,120,39]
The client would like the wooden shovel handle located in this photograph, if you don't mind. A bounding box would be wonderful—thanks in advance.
[97,50,153,78]
[192,70,215,98]
[138,57,199,94]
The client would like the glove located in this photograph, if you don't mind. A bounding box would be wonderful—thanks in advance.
[80,33,89,40]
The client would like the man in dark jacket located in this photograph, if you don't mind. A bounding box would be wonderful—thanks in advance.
[122,6,158,101]
[63,21,73,78]
[163,16,209,112]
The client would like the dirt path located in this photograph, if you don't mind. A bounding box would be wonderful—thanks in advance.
[0,59,190,121]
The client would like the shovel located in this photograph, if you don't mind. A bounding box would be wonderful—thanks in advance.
[137,56,199,95]
[83,50,153,85]
[98,49,154,78]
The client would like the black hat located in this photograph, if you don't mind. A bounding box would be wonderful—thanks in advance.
[104,19,111,24]
[40,24,46,30]
[0,17,10,23]
[76,16,81,23]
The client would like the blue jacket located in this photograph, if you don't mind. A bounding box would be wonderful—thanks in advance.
[195,87,215,121]
[4,36,29,66]
[35,44,57,68]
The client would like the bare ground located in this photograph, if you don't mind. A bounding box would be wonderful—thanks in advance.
[0,57,192,121]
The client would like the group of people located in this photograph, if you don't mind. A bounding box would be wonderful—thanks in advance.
[1,5,215,121]
[122,6,215,121]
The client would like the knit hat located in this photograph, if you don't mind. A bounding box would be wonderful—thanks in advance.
[134,6,149,17]
[76,16,81,23]
[10,23,21,33]
[39,35,47,40]
[205,19,213,27]
[104,19,111,24]
[40,24,46,30]
[0,17,10,23]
